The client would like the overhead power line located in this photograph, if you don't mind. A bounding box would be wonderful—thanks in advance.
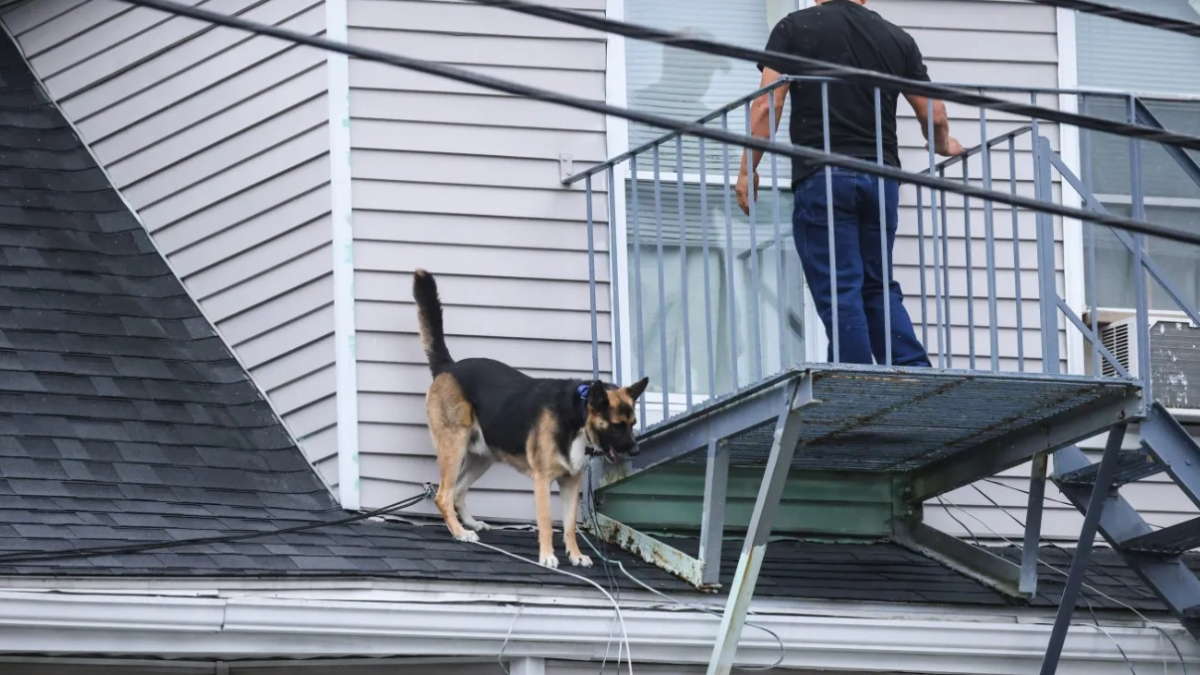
[115,0,1200,250]
[459,0,1200,153]
[1024,0,1200,39]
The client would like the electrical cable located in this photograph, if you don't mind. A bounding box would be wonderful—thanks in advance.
[458,0,1200,152]
[1023,0,1200,39]
[577,531,787,671]
[0,485,434,565]
[112,0,1200,250]
[473,539,634,675]
[936,496,1155,675]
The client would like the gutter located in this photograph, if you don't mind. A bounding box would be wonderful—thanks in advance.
[0,591,1195,674]
[325,0,361,510]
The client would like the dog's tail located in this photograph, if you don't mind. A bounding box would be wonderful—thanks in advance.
[412,269,454,376]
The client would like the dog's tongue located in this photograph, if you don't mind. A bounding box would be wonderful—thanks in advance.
[607,448,619,463]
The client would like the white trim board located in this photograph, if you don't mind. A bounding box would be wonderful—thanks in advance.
[1058,6,1086,377]
[0,588,1192,675]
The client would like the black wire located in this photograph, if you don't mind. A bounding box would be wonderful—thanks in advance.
[0,487,433,565]
[458,0,1200,153]
[110,0,1200,250]
[1025,0,1200,39]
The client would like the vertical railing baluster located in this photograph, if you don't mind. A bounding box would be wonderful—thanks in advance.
[631,154,647,428]
[676,136,693,411]
[939,171,953,369]
[980,106,999,372]
[928,99,945,369]
[963,159,976,370]
[917,186,930,352]
[822,82,839,363]
[1031,92,1062,375]
[769,86,788,372]
[745,102,764,380]
[607,166,623,386]
[1129,95,1151,398]
[586,175,599,381]
[653,145,670,421]
[722,114,741,390]
[700,137,717,401]
[875,86,892,366]
[1009,137,1026,373]
[1081,95,1100,376]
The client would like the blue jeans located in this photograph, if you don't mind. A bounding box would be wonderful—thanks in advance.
[792,167,931,367]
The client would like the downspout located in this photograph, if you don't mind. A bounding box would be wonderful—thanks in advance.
[326,0,361,511]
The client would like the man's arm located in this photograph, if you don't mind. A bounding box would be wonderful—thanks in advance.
[736,67,787,214]
[904,93,963,157]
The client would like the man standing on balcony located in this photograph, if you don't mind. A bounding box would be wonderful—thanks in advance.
[735,0,962,368]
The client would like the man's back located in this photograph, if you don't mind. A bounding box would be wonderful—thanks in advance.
[760,0,929,186]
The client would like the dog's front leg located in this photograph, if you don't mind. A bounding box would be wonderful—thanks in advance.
[532,473,558,569]
[558,472,592,568]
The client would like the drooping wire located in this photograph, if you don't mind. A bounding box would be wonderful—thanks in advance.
[111,0,1200,249]
[1023,0,1200,39]
[578,531,787,671]
[935,495,1176,674]
[457,0,1200,152]
[0,485,434,565]
[474,539,634,675]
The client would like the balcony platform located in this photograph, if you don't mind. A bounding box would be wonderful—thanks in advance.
[587,364,1144,595]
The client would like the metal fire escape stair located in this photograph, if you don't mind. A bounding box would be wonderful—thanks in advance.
[1052,402,1200,640]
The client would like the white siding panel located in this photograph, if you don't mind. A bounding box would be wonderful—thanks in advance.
[348,0,608,517]
[1,0,340,478]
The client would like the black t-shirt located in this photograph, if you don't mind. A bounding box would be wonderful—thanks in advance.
[757,0,931,188]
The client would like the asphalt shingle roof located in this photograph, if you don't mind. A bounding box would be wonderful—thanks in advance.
[0,24,1181,620]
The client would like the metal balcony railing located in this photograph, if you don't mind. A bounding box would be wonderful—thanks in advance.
[564,76,1200,432]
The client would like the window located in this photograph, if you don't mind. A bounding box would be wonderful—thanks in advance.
[1076,0,1200,312]
[620,0,811,416]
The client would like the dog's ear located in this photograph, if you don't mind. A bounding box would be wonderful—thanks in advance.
[625,376,649,402]
[587,380,609,412]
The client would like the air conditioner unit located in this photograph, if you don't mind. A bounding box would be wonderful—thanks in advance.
[1085,309,1200,410]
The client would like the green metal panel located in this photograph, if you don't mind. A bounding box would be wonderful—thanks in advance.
[596,464,895,538]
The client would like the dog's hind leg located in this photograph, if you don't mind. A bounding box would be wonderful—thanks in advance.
[455,449,494,532]
[427,375,478,543]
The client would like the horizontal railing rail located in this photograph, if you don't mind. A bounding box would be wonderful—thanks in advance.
[566,77,1200,431]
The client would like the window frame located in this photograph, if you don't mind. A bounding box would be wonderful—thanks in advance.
[604,0,818,418]
[1060,4,1200,375]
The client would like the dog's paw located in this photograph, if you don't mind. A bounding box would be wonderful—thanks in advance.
[463,519,492,532]
[539,553,560,569]
[570,553,593,568]
[454,530,480,544]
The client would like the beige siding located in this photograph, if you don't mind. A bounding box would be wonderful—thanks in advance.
[0,0,340,484]
[347,0,612,519]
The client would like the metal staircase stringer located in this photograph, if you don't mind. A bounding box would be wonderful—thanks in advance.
[1050,422,1200,643]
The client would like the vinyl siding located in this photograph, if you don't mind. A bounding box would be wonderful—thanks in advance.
[0,0,340,484]
[347,0,611,520]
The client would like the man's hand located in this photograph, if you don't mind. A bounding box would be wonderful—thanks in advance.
[934,136,965,157]
[736,171,760,215]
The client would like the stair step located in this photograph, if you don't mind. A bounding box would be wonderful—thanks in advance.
[1122,517,1200,555]
[1054,450,1164,487]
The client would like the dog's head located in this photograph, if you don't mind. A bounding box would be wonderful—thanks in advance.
[583,377,649,464]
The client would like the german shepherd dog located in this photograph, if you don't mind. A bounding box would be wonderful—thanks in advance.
[412,269,649,569]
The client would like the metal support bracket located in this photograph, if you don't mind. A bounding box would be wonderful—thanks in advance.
[558,153,574,184]
[1021,452,1049,596]
[893,521,1026,598]
[1039,425,1127,675]
[699,438,730,587]
[589,512,709,590]
[707,376,817,675]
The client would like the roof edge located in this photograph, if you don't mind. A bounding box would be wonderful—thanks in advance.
[0,590,1194,674]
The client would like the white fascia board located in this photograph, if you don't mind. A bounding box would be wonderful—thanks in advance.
[0,590,1196,675]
